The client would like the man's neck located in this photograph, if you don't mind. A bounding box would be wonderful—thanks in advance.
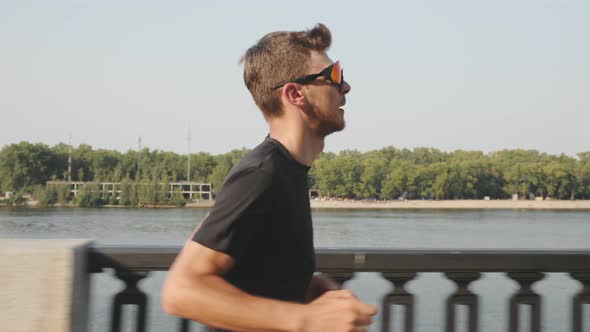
[268,127,324,167]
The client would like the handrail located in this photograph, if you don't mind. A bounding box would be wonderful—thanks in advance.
[88,245,590,273]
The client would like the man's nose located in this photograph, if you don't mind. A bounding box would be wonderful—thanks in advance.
[341,80,351,95]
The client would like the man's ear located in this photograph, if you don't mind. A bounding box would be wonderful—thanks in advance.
[283,83,305,107]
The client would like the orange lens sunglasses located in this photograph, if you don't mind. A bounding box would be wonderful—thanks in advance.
[271,61,343,92]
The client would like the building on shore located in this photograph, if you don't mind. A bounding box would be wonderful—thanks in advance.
[46,181,212,201]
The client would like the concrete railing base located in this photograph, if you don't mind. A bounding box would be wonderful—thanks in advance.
[0,239,91,332]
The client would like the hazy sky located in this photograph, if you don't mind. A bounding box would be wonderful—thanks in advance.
[1,0,588,156]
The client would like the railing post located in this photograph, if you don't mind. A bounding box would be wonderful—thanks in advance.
[322,272,355,287]
[570,272,590,332]
[444,272,481,332]
[110,269,150,332]
[381,272,417,332]
[507,272,545,332]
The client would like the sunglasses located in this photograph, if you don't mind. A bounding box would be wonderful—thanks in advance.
[271,61,344,92]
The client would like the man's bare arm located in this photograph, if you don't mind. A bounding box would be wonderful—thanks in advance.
[162,240,303,332]
[162,240,378,332]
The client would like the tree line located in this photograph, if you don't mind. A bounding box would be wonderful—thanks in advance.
[310,148,590,200]
[1,142,589,204]
[0,142,247,207]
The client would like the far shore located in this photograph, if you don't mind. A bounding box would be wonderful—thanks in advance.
[308,199,590,210]
[4,199,590,210]
[189,199,590,210]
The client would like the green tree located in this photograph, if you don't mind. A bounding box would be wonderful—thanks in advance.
[0,142,58,191]
[119,177,133,206]
[75,183,102,207]
[33,185,57,207]
[358,155,388,199]
[170,189,186,207]
[382,160,419,200]
[310,152,338,198]
[576,152,590,198]
[56,184,71,204]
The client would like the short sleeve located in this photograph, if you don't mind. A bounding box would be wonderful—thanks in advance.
[193,166,272,260]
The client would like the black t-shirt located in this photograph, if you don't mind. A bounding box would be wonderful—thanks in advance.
[192,136,316,331]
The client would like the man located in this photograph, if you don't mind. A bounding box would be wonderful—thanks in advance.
[162,23,377,332]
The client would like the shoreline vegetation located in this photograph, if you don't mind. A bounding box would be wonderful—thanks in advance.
[2,199,590,210]
[2,142,590,209]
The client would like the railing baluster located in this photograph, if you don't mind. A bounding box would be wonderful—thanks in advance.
[178,318,190,332]
[322,271,355,287]
[507,272,545,332]
[570,272,590,332]
[381,272,417,332]
[110,269,149,332]
[444,272,481,332]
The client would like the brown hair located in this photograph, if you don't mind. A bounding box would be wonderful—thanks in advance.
[241,23,332,117]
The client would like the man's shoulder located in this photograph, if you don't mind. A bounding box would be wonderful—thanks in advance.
[230,139,281,176]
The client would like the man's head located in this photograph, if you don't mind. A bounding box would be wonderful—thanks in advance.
[242,23,350,137]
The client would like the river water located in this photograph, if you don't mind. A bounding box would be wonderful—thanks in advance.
[1,208,589,331]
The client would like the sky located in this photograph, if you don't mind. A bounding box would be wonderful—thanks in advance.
[1,0,589,156]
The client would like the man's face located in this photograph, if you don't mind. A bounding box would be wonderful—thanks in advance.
[301,51,351,137]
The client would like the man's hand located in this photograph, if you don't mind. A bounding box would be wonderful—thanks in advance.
[298,289,378,332]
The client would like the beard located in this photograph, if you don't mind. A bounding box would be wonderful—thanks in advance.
[306,104,346,138]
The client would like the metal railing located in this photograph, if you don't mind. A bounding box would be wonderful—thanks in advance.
[88,245,590,332]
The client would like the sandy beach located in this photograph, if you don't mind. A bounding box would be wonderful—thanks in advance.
[185,199,590,210]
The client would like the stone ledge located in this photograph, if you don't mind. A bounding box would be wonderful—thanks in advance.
[0,239,92,332]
